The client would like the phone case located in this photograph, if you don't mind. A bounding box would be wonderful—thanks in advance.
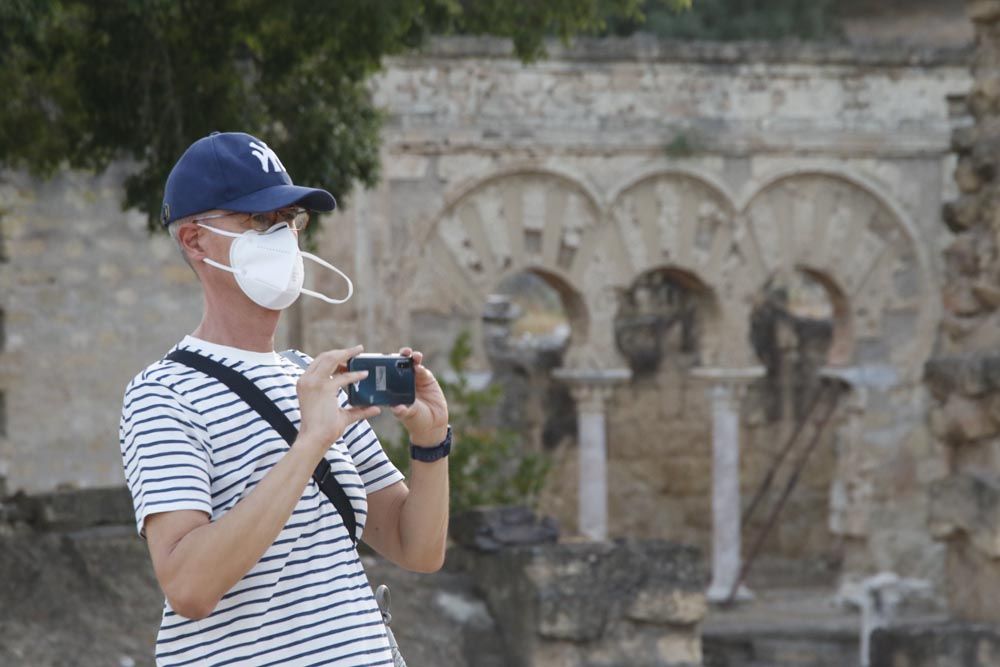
[347,354,416,406]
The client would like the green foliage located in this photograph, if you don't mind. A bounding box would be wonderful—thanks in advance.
[606,0,841,41]
[0,0,688,231]
[428,0,691,60]
[663,131,700,158]
[385,331,551,514]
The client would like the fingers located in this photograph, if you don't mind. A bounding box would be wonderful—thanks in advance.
[307,345,363,378]
[345,405,381,423]
[391,403,415,418]
[414,365,437,387]
[397,347,424,367]
[329,369,369,392]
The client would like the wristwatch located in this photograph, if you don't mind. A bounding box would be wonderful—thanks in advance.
[410,426,452,462]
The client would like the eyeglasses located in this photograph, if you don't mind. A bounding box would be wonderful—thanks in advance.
[193,208,310,232]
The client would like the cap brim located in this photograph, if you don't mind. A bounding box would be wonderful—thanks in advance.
[218,184,337,213]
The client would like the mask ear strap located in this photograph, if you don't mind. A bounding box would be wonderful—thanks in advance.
[198,223,246,276]
[300,251,354,304]
[202,257,242,276]
[197,223,244,239]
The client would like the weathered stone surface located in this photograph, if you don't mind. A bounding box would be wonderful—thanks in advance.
[460,538,706,666]
[0,486,712,667]
[0,526,163,667]
[3,486,135,531]
[952,125,978,152]
[943,194,983,232]
[955,157,983,192]
[929,473,1000,557]
[870,622,1000,667]
[450,505,559,553]
[925,353,1000,399]
[629,589,708,626]
[361,554,508,667]
[927,0,1000,624]
[969,0,1000,23]
[943,535,1000,622]
[937,395,999,442]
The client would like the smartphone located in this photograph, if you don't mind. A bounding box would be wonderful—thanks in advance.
[346,354,416,406]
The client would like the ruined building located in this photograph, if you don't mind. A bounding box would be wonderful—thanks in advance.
[2,3,999,664]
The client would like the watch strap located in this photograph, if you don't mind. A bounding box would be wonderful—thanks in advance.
[410,426,452,462]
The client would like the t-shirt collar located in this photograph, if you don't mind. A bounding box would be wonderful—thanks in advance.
[178,334,284,366]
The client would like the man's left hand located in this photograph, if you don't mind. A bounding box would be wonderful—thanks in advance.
[392,347,449,447]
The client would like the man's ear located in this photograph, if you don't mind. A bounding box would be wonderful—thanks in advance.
[176,222,206,262]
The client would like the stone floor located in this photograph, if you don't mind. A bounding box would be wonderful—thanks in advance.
[703,588,861,667]
[702,583,951,667]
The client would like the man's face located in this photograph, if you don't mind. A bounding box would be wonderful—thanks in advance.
[185,208,304,300]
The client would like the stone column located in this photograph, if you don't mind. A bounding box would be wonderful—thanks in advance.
[554,368,632,541]
[691,366,764,603]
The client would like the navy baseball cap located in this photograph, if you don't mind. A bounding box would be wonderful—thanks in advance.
[160,131,336,226]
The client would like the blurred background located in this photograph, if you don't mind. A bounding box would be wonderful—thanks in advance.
[1,1,997,665]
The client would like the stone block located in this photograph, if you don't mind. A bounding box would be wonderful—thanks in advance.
[870,623,1000,667]
[971,138,1000,181]
[943,283,985,317]
[929,473,1000,558]
[656,632,702,665]
[5,486,135,531]
[0,526,163,666]
[450,506,559,553]
[628,589,707,626]
[942,195,982,233]
[956,158,983,193]
[969,0,1000,24]
[462,538,705,665]
[943,235,982,277]
[929,394,1000,445]
[944,537,1000,622]
[384,154,429,180]
[952,125,978,153]
[973,280,1000,309]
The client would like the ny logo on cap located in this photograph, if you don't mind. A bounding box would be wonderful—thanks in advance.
[249,141,286,174]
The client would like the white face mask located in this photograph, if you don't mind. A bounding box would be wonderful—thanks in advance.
[197,222,353,310]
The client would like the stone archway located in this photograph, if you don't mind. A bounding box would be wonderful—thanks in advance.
[404,169,602,371]
[729,171,940,574]
[734,171,938,379]
[584,170,737,544]
[583,170,736,368]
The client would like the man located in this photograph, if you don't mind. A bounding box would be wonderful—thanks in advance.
[119,131,450,666]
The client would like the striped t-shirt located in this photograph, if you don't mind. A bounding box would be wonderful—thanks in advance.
[119,335,404,667]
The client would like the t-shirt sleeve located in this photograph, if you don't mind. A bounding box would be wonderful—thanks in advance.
[336,389,404,494]
[120,376,213,537]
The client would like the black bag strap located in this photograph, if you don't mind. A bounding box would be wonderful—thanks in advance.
[165,348,358,545]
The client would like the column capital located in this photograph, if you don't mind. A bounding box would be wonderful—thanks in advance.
[553,366,632,414]
[969,0,1000,25]
[690,366,765,405]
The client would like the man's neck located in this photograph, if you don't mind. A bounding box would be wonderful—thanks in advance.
[192,291,281,353]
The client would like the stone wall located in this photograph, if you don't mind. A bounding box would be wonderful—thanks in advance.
[0,494,705,667]
[0,167,202,493]
[0,38,973,592]
[870,624,1000,666]
[925,0,1000,622]
[0,167,298,493]
[339,38,968,585]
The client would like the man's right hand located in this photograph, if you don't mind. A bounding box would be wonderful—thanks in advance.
[296,345,381,455]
